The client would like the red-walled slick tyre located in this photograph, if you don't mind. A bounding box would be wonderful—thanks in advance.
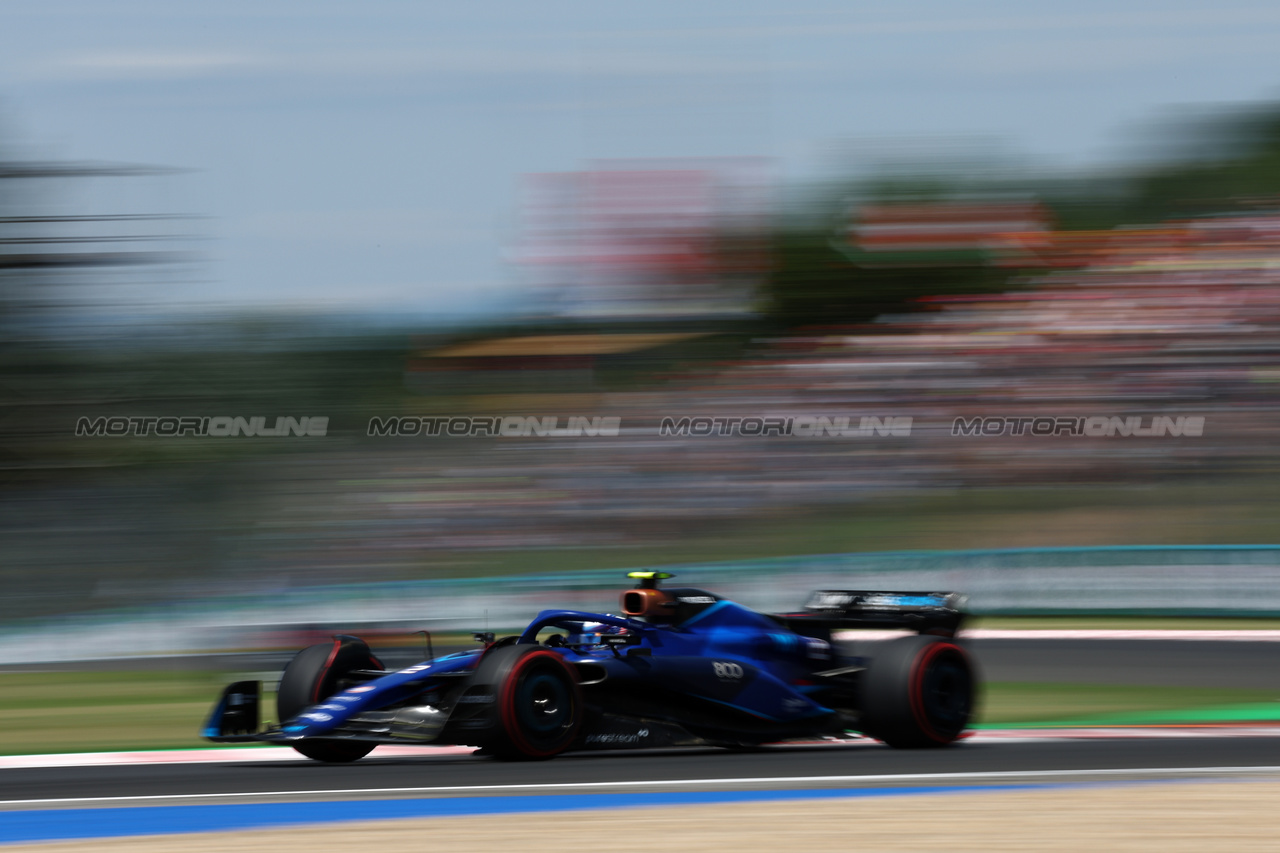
[473,645,583,761]
[859,635,976,748]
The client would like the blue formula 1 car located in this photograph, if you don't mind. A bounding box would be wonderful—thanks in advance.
[203,572,977,761]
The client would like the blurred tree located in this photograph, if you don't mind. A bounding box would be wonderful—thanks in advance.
[765,229,1014,327]
[761,183,1027,329]
[761,103,1280,329]
[1127,105,1280,221]
[1037,103,1280,230]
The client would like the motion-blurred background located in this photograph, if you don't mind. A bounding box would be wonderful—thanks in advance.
[5,2,1280,676]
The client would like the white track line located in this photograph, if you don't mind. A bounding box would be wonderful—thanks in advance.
[5,766,1280,808]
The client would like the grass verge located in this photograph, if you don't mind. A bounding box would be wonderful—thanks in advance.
[0,670,224,755]
[975,682,1280,727]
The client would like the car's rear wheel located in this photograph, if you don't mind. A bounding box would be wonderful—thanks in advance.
[473,645,583,760]
[277,636,383,762]
[858,635,976,748]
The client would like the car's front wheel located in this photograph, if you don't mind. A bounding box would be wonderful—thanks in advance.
[277,636,383,762]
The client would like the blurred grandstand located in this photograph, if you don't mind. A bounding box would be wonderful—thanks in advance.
[7,109,1280,630]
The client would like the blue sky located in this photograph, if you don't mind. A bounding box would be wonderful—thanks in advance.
[4,1,1280,321]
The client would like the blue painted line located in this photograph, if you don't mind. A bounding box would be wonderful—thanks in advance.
[0,784,1043,844]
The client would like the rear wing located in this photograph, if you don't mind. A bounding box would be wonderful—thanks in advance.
[775,590,967,637]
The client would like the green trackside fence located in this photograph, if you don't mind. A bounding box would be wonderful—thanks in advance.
[5,545,1280,663]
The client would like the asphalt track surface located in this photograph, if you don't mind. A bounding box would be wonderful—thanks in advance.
[6,736,1280,807]
[2,638,1278,809]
